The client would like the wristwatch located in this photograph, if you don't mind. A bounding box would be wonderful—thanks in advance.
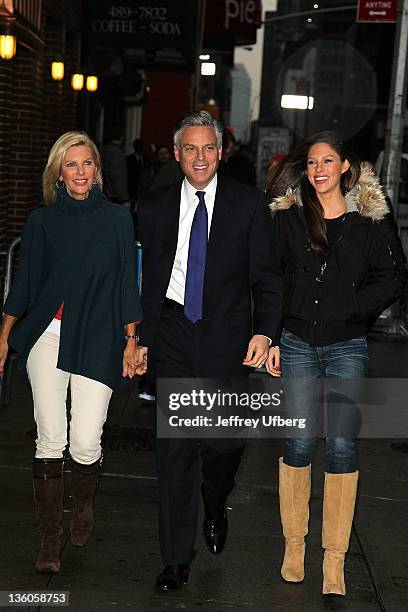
[124,334,139,341]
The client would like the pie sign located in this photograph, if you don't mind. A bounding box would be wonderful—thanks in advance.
[357,0,397,22]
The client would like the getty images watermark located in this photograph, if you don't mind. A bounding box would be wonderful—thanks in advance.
[157,376,408,439]
[167,388,306,430]
[157,377,309,439]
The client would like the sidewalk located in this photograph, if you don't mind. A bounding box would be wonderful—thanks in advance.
[0,335,407,611]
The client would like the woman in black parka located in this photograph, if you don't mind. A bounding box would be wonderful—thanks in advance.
[0,132,145,573]
[265,132,405,597]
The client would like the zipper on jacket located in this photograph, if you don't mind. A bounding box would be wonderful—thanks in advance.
[314,226,347,283]
[315,261,327,283]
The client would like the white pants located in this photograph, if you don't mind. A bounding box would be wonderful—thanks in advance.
[27,332,112,464]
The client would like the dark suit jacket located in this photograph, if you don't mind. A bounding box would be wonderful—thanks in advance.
[126,153,151,199]
[138,175,282,377]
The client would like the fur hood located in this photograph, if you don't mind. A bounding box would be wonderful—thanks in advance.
[269,170,389,221]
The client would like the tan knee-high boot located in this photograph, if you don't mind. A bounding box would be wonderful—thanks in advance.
[33,458,64,573]
[322,471,359,596]
[279,457,311,582]
[70,457,100,547]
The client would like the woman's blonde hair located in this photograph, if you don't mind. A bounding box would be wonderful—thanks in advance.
[42,131,103,204]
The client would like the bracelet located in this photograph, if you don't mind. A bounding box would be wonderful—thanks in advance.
[125,334,139,341]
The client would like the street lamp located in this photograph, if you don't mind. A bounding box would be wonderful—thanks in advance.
[86,75,98,92]
[201,62,216,76]
[281,94,314,110]
[0,25,16,60]
[71,72,84,91]
[51,60,64,80]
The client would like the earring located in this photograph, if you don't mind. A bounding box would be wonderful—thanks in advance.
[55,180,64,189]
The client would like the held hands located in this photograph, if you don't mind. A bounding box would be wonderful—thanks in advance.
[136,346,148,375]
[265,346,281,377]
[242,334,270,369]
[122,343,148,378]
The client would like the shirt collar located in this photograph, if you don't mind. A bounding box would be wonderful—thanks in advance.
[183,173,217,200]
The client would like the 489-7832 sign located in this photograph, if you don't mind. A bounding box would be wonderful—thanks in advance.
[95,4,180,35]
[87,0,197,60]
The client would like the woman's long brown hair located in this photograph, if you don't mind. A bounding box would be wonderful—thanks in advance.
[267,132,361,253]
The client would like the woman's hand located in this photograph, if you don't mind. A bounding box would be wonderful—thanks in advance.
[0,314,17,375]
[265,346,281,377]
[122,341,139,378]
[0,337,9,374]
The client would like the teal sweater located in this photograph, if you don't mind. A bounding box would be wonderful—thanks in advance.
[4,187,143,390]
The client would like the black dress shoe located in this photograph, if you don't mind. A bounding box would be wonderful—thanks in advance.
[203,509,228,554]
[155,564,190,591]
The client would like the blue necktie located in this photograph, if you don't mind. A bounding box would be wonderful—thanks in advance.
[184,191,208,323]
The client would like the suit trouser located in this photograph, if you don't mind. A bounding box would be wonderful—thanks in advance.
[26,331,112,464]
[154,303,245,565]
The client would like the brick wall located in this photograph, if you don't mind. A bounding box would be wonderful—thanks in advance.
[0,0,83,262]
[0,62,13,257]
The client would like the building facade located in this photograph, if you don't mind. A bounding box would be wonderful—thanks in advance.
[0,0,83,255]
[259,0,396,158]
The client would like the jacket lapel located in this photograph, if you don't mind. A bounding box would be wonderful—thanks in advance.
[204,176,234,306]
[159,181,182,255]
[157,182,182,295]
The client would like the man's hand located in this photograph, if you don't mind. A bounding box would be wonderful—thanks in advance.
[265,346,281,377]
[135,346,148,375]
[243,334,270,368]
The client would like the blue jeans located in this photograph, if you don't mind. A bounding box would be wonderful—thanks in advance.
[280,330,368,474]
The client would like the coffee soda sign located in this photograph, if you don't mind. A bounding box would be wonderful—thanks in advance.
[87,1,197,64]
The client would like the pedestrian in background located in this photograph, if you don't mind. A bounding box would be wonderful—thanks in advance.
[138,144,180,196]
[101,129,130,206]
[0,131,145,574]
[266,152,287,188]
[126,138,151,210]
[266,131,405,596]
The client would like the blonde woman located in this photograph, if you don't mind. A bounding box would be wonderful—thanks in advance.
[0,132,145,573]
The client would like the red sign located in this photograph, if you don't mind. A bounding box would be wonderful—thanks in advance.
[357,0,397,23]
[205,0,262,49]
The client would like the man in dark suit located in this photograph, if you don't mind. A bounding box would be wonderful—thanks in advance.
[126,138,151,207]
[138,111,281,591]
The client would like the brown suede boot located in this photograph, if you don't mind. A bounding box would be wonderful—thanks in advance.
[279,457,311,582]
[322,471,359,596]
[33,458,64,573]
[70,457,100,547]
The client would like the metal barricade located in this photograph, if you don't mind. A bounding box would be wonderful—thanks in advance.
[3,237,21,307]
[0,237,21,407]
[136,241,142,292]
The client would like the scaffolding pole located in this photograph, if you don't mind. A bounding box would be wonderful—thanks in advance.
[381,0,408,220]
[378,0,408,334]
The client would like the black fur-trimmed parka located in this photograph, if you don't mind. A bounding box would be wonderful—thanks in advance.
[269,171,406,345]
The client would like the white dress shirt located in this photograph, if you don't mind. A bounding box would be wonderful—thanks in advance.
[165,174,272,348]
[166,174,217,305]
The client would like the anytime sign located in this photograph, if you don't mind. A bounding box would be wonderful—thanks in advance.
[357,0,397,22]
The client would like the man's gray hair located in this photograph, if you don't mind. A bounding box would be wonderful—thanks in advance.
[173,111,223,149]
